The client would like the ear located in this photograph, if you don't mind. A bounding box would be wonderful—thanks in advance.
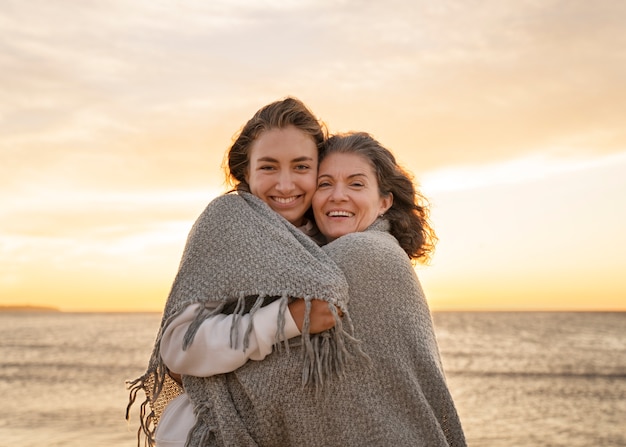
[380,192,393,214]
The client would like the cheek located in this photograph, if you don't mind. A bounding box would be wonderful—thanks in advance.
[246,173,257,193]
[311,194,321,210]
[246,172,266,195]
[301,173,318,195]
[312,193,326,217]
[359,198,382,223]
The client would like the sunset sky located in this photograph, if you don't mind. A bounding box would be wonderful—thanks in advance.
[1,0,625,312]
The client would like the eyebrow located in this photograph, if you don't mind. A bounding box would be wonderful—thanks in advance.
[256,156,315,163]
[318,173,368,180]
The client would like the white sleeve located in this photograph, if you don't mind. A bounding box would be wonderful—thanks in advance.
[160,300,301,377]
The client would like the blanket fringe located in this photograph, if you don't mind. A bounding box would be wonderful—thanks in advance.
[242,294,266,350]
[183,302,225,350]
[275,294,291,352]
[125,364,184,447]
[188,404,215,446]
[298,299,366,393]
[127,296,369,446]
[125,375,156,447]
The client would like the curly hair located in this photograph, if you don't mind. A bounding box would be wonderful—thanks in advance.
[225,97,327,191]
[321,132,437,263]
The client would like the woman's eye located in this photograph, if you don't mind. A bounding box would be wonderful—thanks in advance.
[295,164,311,171]
[317,181,331,188]
[259,165,275,171]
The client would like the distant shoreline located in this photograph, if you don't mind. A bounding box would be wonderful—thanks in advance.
[0,305,60,313]
[0,305,623,313]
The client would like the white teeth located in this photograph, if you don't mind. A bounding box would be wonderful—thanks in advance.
[273,196,298,204]
[328,210,352,217]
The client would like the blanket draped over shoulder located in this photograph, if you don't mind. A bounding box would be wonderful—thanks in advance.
[126,192,362,446]
[182,220,467,447]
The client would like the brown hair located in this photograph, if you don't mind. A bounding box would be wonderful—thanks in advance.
[321,132,437,263]
[225,97,327,191]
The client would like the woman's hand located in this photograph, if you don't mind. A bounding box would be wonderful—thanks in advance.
[288,299,342,334]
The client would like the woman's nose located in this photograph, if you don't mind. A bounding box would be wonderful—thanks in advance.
[275,172,295,192]
[329,185,347,201]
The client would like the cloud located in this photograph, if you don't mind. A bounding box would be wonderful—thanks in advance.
[421,150,626,193]
[1,183,221,236]
[2,0,626,311]
[2,0,625,211]
[311,0,626,165]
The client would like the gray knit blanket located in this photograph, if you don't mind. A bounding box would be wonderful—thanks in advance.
[184,220,467,447]
[126,191,363,446]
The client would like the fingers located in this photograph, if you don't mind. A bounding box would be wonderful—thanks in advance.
[288,299,345,334]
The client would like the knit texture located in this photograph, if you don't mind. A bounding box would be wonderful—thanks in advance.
[183,220,467,446]
[126,192,362,446]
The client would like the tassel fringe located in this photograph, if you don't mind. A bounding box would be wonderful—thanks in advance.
[126,296,369,446]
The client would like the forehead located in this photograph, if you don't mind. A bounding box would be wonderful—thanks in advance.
[249,126,317,161]
[319,152,375,176]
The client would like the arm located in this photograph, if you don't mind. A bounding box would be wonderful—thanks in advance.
[161,300,301,377]
[161,298,340,377]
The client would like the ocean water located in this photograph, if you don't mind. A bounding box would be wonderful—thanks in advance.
[431,312,626,447]
[0,311,624,447]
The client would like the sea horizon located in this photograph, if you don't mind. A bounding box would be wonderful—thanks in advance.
[2,304,625,314]
[1,310,624,446]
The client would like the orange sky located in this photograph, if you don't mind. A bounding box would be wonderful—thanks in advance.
[1,1,625,311]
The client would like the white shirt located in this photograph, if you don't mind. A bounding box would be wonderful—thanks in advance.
[160,300,301,376]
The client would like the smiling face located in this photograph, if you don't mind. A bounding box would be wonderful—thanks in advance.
[313,152,392,241]
[246,125,318,226]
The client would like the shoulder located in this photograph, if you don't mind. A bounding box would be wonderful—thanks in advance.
[193,193,249,225]
[184,194,246,244]
[201,191,285,230]
[323,229,419,295]
[326,229,396,251]
[201,192,243,214]
[323,228,408,269]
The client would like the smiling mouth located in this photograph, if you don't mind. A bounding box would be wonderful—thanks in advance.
[327,210,354,217]
[271,195,301,205]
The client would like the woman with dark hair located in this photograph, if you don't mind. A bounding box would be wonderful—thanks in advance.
[309,131,466,446]
[314,131,436,260]
[126,98,361,447]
